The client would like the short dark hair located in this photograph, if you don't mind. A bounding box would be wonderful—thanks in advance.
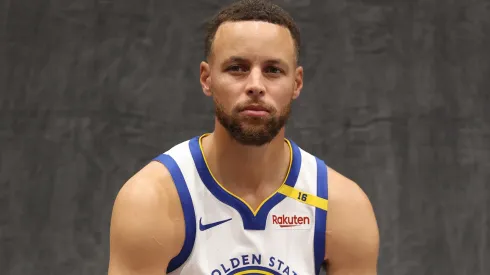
[204,0,301,61]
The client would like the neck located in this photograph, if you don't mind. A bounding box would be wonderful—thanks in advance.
[201,121,290,193]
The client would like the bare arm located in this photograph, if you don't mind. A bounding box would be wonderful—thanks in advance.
[326,168,380,275]
[108,162,185,275]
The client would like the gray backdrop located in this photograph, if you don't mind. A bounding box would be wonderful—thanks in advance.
[1,0,489,274]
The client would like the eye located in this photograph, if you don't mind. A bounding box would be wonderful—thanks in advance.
[265,66,282,74]
[226,65,247,72]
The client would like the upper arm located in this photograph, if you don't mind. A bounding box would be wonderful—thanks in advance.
[108,162,185,275]
[326,167,379,275]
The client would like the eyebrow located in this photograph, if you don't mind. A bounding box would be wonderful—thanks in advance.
[225,56,287,66]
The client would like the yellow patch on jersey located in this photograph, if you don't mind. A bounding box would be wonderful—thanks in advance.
[278,185,328,211]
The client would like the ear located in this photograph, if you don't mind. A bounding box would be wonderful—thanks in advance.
[200,61,212,97]
[292,66,303,99]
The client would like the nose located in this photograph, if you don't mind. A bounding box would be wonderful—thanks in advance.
[245,67,265,97]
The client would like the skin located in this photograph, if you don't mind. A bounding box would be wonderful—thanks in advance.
[108,21,379,275]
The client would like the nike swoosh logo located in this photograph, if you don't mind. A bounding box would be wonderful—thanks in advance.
[199,217,232,231]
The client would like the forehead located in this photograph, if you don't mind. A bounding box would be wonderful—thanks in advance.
[211,21,296,63]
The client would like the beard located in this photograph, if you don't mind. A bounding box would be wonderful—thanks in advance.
[214,97,292,146]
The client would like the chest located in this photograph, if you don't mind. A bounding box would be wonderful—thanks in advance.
[184,193,317,275]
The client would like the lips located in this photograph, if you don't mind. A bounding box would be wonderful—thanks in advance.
[239,105,270,118]
[241,105,269,112]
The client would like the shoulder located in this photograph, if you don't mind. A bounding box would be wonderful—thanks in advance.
[112,160,186,224]
[327,166,373,209]
[325,166,379,273]
[108,160,186,273]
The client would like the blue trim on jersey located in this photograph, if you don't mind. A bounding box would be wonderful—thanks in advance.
[314,158,328,275]
[152,154,196,273]
[228,266,283,275]
[189,136,302,230]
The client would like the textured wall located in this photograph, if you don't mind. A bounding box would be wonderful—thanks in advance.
[1,0,489,274]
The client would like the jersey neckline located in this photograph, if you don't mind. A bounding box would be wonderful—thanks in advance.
[188,134,302,230]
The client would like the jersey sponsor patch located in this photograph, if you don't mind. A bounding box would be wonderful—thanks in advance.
[270,214,312,230]
[210,253,299,275]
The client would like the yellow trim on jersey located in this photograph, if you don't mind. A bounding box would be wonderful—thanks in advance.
[278,184,328,211]
[235,271,273,275]
[198,133,293,216]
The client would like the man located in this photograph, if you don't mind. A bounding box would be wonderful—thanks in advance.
[108,0,379,274]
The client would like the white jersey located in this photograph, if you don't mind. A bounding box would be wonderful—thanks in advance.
[152,134,329,275]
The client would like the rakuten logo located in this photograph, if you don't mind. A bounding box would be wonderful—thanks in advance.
[272,214,311,228]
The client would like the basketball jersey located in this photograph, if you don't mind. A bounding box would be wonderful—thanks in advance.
[152,134,329,275]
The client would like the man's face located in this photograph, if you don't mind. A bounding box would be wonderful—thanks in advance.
[200,21,303,146]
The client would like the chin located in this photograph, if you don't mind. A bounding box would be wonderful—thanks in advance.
[229,126,280,146]
[215,106,286,146]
